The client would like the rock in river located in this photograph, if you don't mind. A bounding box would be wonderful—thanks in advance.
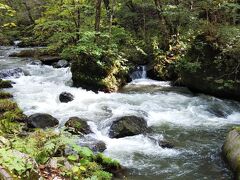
[109,116,148,138]
[222,129,240,178]
[65,117,92,135]
[52,60,69,68]
[27,113,59,128]
[59,92,74,103]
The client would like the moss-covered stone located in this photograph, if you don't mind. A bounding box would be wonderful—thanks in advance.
[0,91,13,99]
[0,79,12,89]
[71,53,128,92]
[222,129,240,179]
[65,117,92,135]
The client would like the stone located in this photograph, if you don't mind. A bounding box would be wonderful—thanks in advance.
[52,60,69,68]
[158,140,174,149]
[109,116,148,138]
[0,79,12,88]
[222,129,240,178]
[39,56,61,65]
[59,92,74,103]
[29,60,42,66]
[27,113,59,128]
[65,117,92,135]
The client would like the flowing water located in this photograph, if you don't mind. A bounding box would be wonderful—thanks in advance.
[1,47,240,179]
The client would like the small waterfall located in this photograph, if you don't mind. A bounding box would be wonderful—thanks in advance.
[130,65,147,80]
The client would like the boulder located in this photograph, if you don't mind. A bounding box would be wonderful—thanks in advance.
[29,60,42,66]
[59,92,74,103]
[109,116,148,138]
[27,113,59,128]
[71,53,128,92]
[0,79,12,88]
[39,56,61,65]
[0,68,27,78]
[52,60,69,68]
[158,140,174,149]
[78,139,107,153]
[222,129,240,178]
[65,117,92,135]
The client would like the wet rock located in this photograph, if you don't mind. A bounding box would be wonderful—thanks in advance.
[91,141,107,152]
[52,60,69,68]
[59,92,74,103]
[29,60,42,66]
[109,116,148,138]
[39,56,61,65]
[94,153,127,178]
[78,139,107,153]
[158,140,174,149]
[222,129,240,178]
[65,117,92,135]
[0,79,12,88]
[148,136,174,149]
[27,113,59,128]
[0,68,27,78]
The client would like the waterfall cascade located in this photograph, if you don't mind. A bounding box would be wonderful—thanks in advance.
[130,65,147,80]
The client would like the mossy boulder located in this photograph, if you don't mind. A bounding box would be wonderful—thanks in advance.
[0,79,12,89]
[222,129,240,179]
[0,92,13,99]
[109,116,148,138]
[177,26,240,101]
[27,113,59,129]
[65,117,92,135]
[71,53,128,92]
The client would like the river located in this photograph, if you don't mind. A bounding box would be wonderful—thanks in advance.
[1,46,240,179]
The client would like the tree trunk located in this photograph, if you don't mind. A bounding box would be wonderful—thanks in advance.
[95,0,102,32]
[153,0,169,49]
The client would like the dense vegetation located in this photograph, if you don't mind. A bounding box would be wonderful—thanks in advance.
[1,0,240,93]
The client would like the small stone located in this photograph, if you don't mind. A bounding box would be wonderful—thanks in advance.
[59,92,74,103]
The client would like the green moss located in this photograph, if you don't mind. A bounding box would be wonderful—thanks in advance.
[0,91,13,99]
[0,99,18,113]
[94,153,120,169]
[0,79,13,89]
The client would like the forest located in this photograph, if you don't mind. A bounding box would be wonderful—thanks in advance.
[0,0,240,179]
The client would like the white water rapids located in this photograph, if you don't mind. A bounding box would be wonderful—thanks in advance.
[1,48,240,179]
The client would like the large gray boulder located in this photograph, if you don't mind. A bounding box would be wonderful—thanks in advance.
[222,129,240,178]
[27,113,59,128]
[109,116,148,138]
